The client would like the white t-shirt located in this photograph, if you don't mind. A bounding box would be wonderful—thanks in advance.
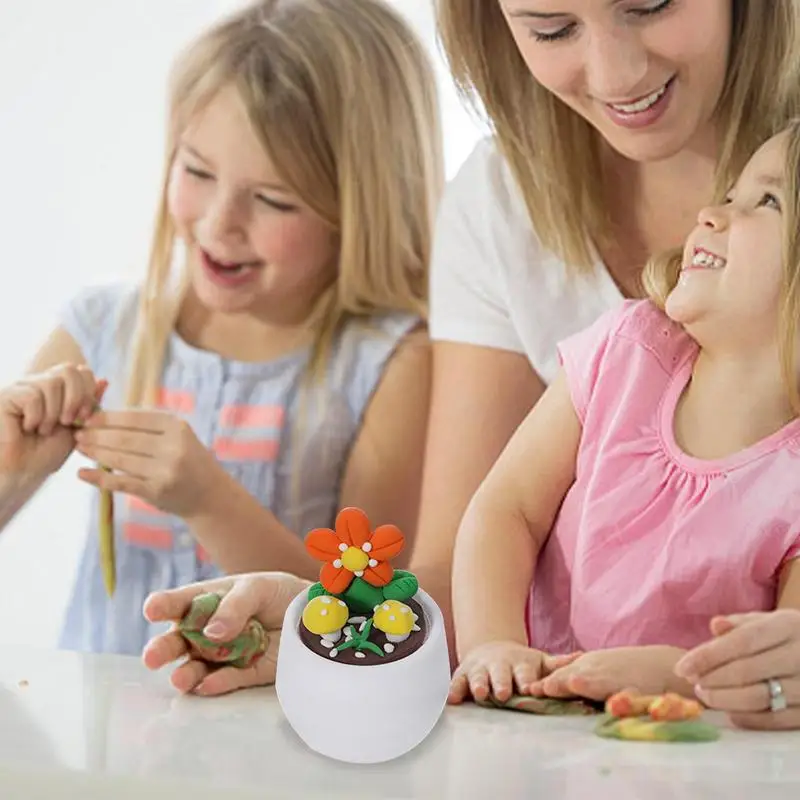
[430,137,624,383]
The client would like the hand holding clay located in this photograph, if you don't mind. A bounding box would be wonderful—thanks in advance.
[142,571,310,695]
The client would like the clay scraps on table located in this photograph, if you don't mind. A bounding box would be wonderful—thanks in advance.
[594,690,720,742]
[475,694,604,715]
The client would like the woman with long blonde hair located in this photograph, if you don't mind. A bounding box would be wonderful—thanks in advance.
[0,0,442,666]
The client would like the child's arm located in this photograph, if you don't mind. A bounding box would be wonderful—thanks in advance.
[177,328,431,580]
[336,328,431,567]
[0,326,90,529]
[777,556,800,609]
[452,369,581,658]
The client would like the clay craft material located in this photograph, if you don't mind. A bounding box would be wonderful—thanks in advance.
[475,694,604,715]
[595,690,720,742]
[275,506,451,764]
[73,406,115,596]
[179,592,269,668]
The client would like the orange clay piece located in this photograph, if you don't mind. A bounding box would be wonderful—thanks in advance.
[605,690,655,718]
[606,690,702,721]
[648,693,702,721]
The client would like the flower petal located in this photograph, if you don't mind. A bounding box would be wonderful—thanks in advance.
[362,559,393,587]
[320,562,353,594]
[335,507,372,547]
[368,524,404,561]
[305,528,342,561]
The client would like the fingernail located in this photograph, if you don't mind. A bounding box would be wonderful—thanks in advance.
[203,621,228,638]
[694,684,707,700]
[674,659,692,677]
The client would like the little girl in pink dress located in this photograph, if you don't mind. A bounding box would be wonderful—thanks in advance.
[449,121,800,729]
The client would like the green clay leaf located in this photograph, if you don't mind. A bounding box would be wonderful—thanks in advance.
[341,577,385,615]
[360,640,385,657]
[333,638,359,653]
[382,570,419,602]
[307,582,329,601]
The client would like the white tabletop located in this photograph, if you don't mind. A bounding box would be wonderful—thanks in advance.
[0,647,798,799]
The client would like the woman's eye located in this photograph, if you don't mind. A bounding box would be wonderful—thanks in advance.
[530,23,575,42]
[628,0,675,18]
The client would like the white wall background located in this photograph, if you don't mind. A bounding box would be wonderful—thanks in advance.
[0,1,485,650]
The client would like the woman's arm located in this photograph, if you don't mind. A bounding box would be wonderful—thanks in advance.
[409,342,544,660]
[337,328,431,564]
[182,329,432,579]
[452,370,580,658]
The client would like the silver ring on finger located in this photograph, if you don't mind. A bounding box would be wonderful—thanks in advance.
[767,678,788,712]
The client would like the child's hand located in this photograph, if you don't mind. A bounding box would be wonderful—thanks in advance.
[676,610,800,730]
[529,645,687,701]
[0,364,105,476]
[448,641,582,704]
[142,572,311,696]
[73,409,226,516]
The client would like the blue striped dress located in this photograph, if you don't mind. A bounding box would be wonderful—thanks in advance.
[56,283,419,655]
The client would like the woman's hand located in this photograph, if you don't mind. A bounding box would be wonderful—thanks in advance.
[0,364,105,476]
[73,409,225,516]
[142,572,311,696]
[448,640,581,704]
[675,610,800,730]
[529,646,689,701]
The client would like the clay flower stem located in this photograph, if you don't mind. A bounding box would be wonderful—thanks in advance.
[332,619,385,657]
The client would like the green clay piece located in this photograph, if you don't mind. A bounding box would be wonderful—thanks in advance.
[381,570,419,602]
[340,577,385,615]
[307,582,329,601]
[594,714,721,743]
[179,592,269,668]
[358,640,385,657]
[331,617,384,658]
[475,694,603,715]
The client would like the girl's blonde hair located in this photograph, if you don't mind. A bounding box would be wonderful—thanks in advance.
[436,0,800,272]
[126,0,443,406]
[644,119,800,413]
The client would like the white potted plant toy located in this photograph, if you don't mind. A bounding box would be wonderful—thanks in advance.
[275,507,451,764]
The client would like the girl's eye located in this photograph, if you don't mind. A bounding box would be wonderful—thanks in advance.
[256,195,297,213]
[759,192,781,211]
[185,165,213,181]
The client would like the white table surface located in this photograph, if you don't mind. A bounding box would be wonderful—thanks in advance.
[0,647,798,799]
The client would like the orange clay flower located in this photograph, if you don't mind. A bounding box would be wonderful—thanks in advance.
[305,507,404,594]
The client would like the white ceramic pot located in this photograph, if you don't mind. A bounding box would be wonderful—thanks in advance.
[275,587,451,764]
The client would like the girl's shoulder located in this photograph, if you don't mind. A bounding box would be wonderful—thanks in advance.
[59,281,141,368]
[612,299,694,372]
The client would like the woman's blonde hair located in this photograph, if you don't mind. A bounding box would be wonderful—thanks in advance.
[436,0,800,272]
[644,119,800,413]
[125,0,443,407]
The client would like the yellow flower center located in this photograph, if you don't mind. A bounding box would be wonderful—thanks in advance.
[341,546,369,572]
